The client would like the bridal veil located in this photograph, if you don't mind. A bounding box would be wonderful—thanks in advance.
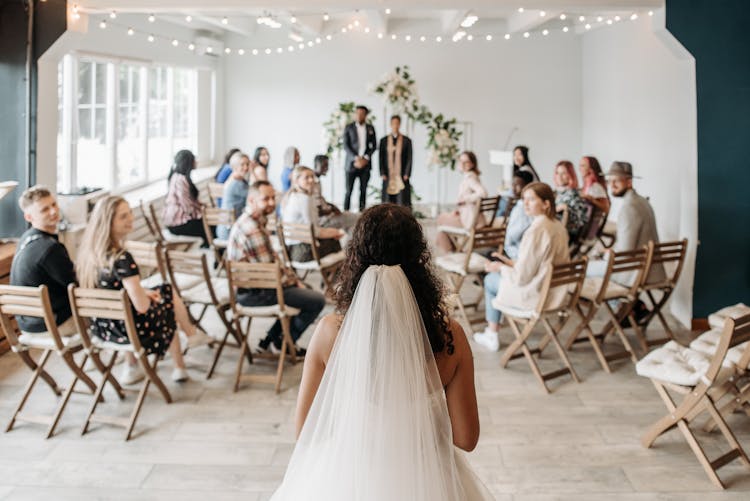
[271,265,493,500]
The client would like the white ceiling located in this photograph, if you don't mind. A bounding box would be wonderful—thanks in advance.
[75,1,663,43]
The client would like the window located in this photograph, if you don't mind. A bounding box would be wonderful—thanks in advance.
[56,55,201,193]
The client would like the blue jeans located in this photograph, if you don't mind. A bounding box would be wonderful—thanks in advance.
[484,272,502,324]
[238,286,326,345]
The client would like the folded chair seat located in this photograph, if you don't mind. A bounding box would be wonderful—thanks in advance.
[161,229,203,245]
[237,304,301,318]
[213,238,228,248]
[436,252,489,276]
[709,303,750,330]
[140,271,202,291]
[580,276,630,301]
[90,335,138,353]
[437,225,470,236]
[689,328,750,369]
[492,300,536,320]
[291,250,346,271]
[16,332,82,353]
[636,340,734,387]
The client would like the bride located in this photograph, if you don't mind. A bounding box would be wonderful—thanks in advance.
[271,204,493,500]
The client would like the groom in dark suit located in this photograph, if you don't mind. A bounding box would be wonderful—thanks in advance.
[343,105,377,211]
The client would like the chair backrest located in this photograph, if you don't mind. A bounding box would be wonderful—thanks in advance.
[124,240,166,281]
[475,196,501,228]
[470,225,507,253]
[147,202,165,238]
[278,221,323,263]
[226,260,286,313]
[643,239,688,288]
[164,250,220,305]
[67,285,143,354]
[0,285,64,351]
[537,258,588,313]
[207,182,225,207]
[599,244,652,301]
[138,201,161,242]
[201,206,236,248]
[727,313,750,372]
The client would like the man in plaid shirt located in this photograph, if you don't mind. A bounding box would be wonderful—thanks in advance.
[226,181,325,355]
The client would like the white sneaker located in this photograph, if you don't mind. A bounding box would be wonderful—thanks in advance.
[119,362,145,385]
[473,328,500,352]
[186,329,213,349]
[171,367,190,383]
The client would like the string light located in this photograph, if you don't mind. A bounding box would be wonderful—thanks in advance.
[597,16,603,22]
[347,23,353,29]
[238,48,245,55]
[560,14,566,20]
[308,40,314,47]
[327,34,333,40]
[630,13,638,20]
[99,19,106,29]
[614,15,621,21]
[341,27,348,33]
[542,29,549,36]
[188,43,195,51]
[127,27,134,36]
[518,7,524,13]
[147,34,155,42]
[540,11,546,17]
[606,19,613,25]
[523,32,530,38]
[648,10,654,16]
[109,11,116,19]
[172,39,179,46]
[252,49,259,55]
[291,16,297,23]
[185,15,192,22]
[585,23,591,30]
[405,35,411,42]
[579,16,585,22]
[222,17,229,25]
[315,37,322,43]
[460,14,478,28]
[486,34,492,41]
[377,33,383,39]
[298,43,305,49]
[364,27,370,33]
[354,20,360,27]
[288,46,294,52]
[265,48,271,54]
[206,46,213,53]
[563,26,569,32]
[504,33,511,40]
[276,47,283,53]
[436,36,442,42]
[420,36,426,42]
[323,13,329,21]
[385,8,391,15]
[148,14,155,23]
[225,47,231,54]
[390,34,397,40]
[467,34,473,41]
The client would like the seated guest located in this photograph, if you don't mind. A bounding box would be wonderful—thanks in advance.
[579,156,610,213]
[217,152,251,240]
[280,146,300,192]
[513,145,541,182]
[553,160,589,242]
[281,166,345,262]
[502,171,534,260]
[226,181,325,355]
[474,182,570,351]
[215,147,241,184]
[312,154,359,232]
[589,162,666,285]
[163,149,208,247]
[435,151,488,252]
[253,146,270,173]
[77,196,212,383]
[10,186,77,336]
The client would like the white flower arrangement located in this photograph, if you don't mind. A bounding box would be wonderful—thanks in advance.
[426,115,463,170]
[371,66,419,114]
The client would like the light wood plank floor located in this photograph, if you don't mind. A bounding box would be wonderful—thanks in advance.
[2,246,749,499]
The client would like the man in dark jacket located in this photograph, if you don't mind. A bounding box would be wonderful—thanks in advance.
[342,105,377,211]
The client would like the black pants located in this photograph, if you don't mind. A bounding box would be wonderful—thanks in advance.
[167,218,209,247]
[381,179,412,208]
[344,168,370,211]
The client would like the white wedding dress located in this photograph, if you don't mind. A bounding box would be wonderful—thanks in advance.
[271,265,494,500]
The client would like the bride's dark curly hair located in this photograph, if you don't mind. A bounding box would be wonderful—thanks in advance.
[334,204,454,355]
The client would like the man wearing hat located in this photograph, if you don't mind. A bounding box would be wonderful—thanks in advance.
[343,105,377,212]
[592,161,666,286]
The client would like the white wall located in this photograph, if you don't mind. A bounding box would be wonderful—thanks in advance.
[581,10,698,326]
[221,32,582,207]
[36,14,222,190]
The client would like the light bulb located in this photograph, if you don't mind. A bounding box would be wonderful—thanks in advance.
[341,27,347,33]
[364,27,370,33]
[109,11,116,19]
[542,29,549,36]
[265,48,271,54]
[518,7,524,13]
[560,14,566,20]
[323,13,329,21]
[391,34,397,40]
[221,17,228,25]
[377,33,383,39]
[563,26,569,32]
[238,48,245,55]
[172,39,179,47]
[291,16,297,24]
[585,23,591,30]
[298,43,304,49]
[99,20,106,29]
[188,43,195,51]
[354,20,360,27]
[486,34,493,41]
[436,36,442,42]
[186,15,192,22]
[614,15,621,21]
[127,27,134,36]
[277,47,283,53]
[579,16,585,22]
[148,14,155,23]
[308,41,314,47]
[597,16,603,22]
[630,13,638,20]
[467,34,473,41]
[504,33,511,40]
[206,46,213,53]
[148,34,155,42]
[405,35,411,41]
[420,36,426,42]
[326,34,333,40]
[252,49,258,55]
[523,32,530,38]
[606,19,613,25]
[540,11,546,17]
[648,10,654,16]
[385,8,391,15]
[225,47,231,54]
[315,37,321,43]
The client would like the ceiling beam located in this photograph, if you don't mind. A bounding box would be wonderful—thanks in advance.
[440,9,470,35]
[192,14,255,37]
[278,11,323,39]
[363,9,387,35]
[506,10,561,34]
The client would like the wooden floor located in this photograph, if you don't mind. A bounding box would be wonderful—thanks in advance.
[1,250,750,499]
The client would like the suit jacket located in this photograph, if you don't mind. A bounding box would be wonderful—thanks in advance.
[613,189,666,285]
[378,134,413,179]
[343,122,377,173]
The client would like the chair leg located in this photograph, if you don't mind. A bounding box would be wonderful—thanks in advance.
[141,355,171,405]
[234,317,252,392]
[45,353,90,439]
[125,378,151,441]
[541,317,580,384]
[500,318,550,393]
[82,351,119,436]
[207,330,230,379]
[16,350,61,395]
[6,350,52,433]
[603,302,640,363]
[61,351,98,394]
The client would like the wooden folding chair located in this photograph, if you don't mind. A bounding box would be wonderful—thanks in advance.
[201,206,235,274]
[438,196,500,252]
[565,246,651,373]
[571,205,607,258]
[0,284,97,438]
[497,258,588,393]
[165,250,241,378]
[206,181,225,208]
[125,240,202,292]
[634,239,688,350]
[276,221,345,297]
[637,314,750,489]
[435,225,507,331]
[68,286,173,440]
[227,260,301,393]
[146,201,203,251]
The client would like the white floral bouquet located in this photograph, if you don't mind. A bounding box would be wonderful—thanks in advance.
[322,102,376,155]
[426,114,463,170]
[371,66,419,114]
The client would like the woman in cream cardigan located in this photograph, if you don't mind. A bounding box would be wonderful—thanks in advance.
[435,151,488,252]
[473,182,570,352]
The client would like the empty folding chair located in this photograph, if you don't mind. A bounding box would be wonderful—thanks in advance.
[708,303,750,330]
[565,246,650,373]
[201,206,235,273]
[634,239,688,350]
[438,196,500,252]
[227,260,301,393]
[165,250,240,378]
[277,221,345,297]
[637,313,750,489]
[147,201,203,251]
[496,258,588,393]
[0,284,97,438]
[68,286,173,440]
[435,225,507,331]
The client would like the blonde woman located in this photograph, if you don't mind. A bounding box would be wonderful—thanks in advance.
[281,166,345,262]
[77,196,212,384]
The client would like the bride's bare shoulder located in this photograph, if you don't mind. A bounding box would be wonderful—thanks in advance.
[309,313,344,363]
